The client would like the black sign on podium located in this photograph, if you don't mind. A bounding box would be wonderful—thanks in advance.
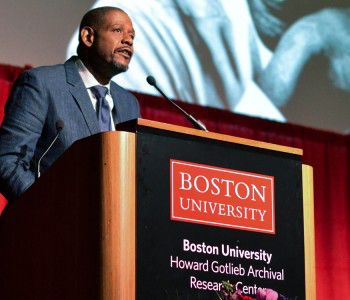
[135,121,305,299]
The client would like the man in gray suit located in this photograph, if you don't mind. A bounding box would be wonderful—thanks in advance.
[0,7,140,201]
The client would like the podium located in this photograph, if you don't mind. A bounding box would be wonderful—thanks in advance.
[0,119,315,299]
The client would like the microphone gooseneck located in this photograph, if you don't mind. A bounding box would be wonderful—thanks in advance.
[36,120,65,179]
[146,76,208,132]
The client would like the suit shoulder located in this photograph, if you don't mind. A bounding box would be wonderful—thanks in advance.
[22,63,65,81]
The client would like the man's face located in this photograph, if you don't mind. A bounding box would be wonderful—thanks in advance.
[91,10,135,74]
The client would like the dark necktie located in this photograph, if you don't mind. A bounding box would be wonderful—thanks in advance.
[90,85,111,132]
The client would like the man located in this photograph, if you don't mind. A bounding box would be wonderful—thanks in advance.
[0,7,140,201]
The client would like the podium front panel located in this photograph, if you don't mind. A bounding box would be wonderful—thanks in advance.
[135,126,304,299]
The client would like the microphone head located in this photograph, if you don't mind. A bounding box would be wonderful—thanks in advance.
[146,75,156,86]
[55,120,64,132]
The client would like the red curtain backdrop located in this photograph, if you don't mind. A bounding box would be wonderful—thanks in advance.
[0,65,349,298]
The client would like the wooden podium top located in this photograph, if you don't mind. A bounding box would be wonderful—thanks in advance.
[135,118,303,156]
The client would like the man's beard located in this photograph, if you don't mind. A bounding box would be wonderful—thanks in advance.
[112,61,129,74]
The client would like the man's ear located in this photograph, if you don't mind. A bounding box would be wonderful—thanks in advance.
[80,26,95,48]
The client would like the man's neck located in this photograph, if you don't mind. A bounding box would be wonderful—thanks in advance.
[79,56,112,85]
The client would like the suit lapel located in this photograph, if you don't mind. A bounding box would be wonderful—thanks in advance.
[110,86,120,125]
[64,57,100,135]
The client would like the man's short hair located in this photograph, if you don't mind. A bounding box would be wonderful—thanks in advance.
[77,6,125,56]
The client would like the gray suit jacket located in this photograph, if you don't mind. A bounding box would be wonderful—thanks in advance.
[0,56,140,200]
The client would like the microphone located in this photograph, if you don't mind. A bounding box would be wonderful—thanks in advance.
[146,75,208,131]
[36,120,65,179]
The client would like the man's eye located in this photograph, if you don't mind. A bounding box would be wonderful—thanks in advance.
[113,28,121,32]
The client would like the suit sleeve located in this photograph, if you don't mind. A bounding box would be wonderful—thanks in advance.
[0,71,48,201]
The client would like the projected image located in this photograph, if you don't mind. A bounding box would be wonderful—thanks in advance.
[67,0,350,131]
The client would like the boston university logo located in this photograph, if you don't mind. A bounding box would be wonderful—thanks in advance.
[170,160,275,234]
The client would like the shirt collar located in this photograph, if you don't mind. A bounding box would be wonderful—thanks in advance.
[75,58,111,92]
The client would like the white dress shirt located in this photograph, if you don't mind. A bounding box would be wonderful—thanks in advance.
[75,58,116,130]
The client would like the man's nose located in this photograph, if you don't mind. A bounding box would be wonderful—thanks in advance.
[121,34,133,46]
